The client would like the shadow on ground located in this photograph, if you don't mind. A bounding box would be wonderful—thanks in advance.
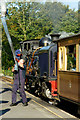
[0,100,9,104]
[0,88,12,94]
[0,108,11,116]
[27,98,31,102]
[15,98,31,105]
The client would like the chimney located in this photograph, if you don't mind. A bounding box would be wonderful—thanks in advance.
[50,33,61,42]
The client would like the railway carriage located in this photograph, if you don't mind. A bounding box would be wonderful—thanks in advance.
[56,33,80,114]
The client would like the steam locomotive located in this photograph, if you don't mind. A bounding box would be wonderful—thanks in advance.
[20,33,80,114]
[20,34,60,102]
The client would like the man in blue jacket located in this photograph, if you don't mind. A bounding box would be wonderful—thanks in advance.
[10,49,28,106]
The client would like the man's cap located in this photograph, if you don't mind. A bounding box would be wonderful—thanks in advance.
[15,49,21,60]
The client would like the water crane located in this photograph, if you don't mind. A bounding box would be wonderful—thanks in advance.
[1,0,18,71]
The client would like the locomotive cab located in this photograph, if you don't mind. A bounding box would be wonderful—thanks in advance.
[20,39,39,60]
[38,44,58,99]
[38,44,57,78]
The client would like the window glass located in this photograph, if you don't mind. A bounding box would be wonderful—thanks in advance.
[20,44,22,50]
[24,43,27,50]
[67,45,76,71]
[59,47,63,70]
[50,51,52,68]
[61,48,63,67]
[53,51,57,76]
[28,43,30,50]
[33,45,39,49]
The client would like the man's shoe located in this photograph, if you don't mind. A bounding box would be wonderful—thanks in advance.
[10,103,17,106]
[23,102,28,106]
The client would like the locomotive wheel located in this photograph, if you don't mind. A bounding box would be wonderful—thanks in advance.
[42,82,51,99]
[46,88,52,99]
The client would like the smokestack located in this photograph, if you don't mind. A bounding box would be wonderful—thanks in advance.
[50,33,61,42]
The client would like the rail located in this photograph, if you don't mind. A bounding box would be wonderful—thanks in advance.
[2,76,13,84]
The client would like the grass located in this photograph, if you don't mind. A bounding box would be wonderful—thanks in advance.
[2,69,13,77]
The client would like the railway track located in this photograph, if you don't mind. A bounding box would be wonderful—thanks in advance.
[1,75,80,119]
[2,76,13,84]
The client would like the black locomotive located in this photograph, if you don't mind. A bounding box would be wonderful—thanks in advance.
[20,34,60,101]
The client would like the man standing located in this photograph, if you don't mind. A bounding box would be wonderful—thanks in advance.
[10,49,28,106]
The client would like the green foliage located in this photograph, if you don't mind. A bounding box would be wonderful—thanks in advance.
[67,55,76,70]
[2,69,13,76]
[2,2,79,76]
[58,10,79,33]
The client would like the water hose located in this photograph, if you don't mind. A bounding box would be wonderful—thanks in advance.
[1,0,16,62]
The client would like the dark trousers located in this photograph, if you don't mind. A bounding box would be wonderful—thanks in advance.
[12,67,27,104]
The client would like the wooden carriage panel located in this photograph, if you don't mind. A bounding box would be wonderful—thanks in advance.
[58,71,80,103]
[58,35,80,47]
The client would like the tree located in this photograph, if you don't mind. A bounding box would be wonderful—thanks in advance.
[2,1,79,71]
[2,2,53,69]
[58,8,79,33]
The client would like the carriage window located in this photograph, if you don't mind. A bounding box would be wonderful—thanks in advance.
[59,47,64,70]
[67,45,76,71]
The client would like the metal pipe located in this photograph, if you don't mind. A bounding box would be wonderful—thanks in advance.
[1,0,18,71]
[1,0,16,61]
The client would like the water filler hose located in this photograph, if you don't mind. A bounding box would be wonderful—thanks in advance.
[1,17,16,61]
[1,0,16,62]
